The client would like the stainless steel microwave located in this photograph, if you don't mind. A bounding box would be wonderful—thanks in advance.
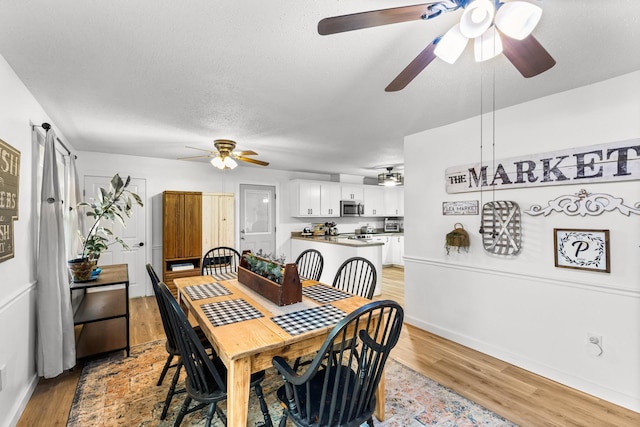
[340,200,364,217]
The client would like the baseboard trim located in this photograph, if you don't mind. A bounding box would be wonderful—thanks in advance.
[5,373,39,427]
[404,314,640,413]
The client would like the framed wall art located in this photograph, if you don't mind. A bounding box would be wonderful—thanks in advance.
[554,228,610,273]
[0,138,20,263]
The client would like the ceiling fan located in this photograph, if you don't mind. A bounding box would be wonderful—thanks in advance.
[179,139,269,169]
[318,0,556,92]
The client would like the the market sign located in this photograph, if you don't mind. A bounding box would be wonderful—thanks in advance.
[0,138,20,262]
[445,139,640,194]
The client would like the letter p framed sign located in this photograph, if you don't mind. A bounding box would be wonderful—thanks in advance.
[554,228,610,273]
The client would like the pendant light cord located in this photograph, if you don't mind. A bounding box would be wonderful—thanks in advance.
[478,54,484,234]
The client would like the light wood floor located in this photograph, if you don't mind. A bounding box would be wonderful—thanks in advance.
[18,267,639,426]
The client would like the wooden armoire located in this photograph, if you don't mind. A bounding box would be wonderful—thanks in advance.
[162,191,236,295]
[162,191,202,295]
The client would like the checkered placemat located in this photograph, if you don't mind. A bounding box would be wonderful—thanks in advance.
[211,271,238,281]
[182,282,232,300]
[201,298,264,327]
[271,304,346,336]
[302,284,352,303]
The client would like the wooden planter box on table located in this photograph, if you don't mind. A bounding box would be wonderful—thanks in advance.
[238,251,302,306]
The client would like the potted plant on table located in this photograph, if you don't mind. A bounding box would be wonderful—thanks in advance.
[238,250,302,306]
[68,174,143,282]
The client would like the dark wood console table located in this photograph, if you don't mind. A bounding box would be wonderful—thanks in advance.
[70,263,130,358]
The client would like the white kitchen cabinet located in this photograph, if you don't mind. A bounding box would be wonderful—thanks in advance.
[292,181,321,216]
[384,186,404,216]
[372,236,389,265]
[374,235,395,266]
[291,180,341,217]
[341,184,364,201]
[363,186,385,217]
[320,182,341,217]
[385,235,404,266]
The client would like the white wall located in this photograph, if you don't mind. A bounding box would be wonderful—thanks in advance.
[0,55,73,427]
[404,71,640,412]
[74,153,383,285]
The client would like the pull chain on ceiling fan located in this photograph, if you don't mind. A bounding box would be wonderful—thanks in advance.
[318,0,555,91]
[178,139,269,170]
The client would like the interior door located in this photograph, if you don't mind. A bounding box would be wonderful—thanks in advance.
[239,184,276,255]
[83,176,147,297]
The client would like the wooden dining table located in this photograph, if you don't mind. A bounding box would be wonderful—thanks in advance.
[173,274,386,426]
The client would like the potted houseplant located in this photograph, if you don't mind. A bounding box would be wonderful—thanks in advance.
[68,174,143,282]
[242,250,287,284]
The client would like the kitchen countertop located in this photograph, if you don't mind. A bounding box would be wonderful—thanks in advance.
[291,233,402,247]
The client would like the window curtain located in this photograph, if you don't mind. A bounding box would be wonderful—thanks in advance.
[36,128,75,377]
[67,155,84,259]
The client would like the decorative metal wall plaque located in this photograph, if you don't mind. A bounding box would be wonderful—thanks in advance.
[525,189,640,216]
[480,201,521,255]
[445,138,640,194]
[442,200,479,215]
[0,138,20,263]
[554,228,610,273]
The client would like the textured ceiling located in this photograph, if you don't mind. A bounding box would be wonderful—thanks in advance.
[1,0,639,179]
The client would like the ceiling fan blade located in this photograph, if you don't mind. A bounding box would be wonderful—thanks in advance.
[236,156,269,166]
[318,3,438,35]
[500,32,556,78]
[385,40,438,92]
[177,154,214,160]
[185,145,214,153]
[234,150,258,156]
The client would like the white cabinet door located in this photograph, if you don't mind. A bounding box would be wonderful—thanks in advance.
[341,184,364,201]
[320,183,341,217]
[380,236,392,266]
[384,187,404,216]
[386,235,404,266]
[202,193,235,254]
[363,186,385,217]
[294,182,321,216]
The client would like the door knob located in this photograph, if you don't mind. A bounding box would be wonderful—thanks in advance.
[134,242,144,247]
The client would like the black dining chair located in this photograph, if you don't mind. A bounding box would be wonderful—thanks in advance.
[295,249,324,281]
[332,256,377,300]
[202,246,241,280]
[146,264,213,420]
[293,256,377,372]
[272,300,404,427]
[157,280,273,427]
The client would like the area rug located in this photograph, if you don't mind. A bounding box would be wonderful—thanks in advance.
[67,340,517,427]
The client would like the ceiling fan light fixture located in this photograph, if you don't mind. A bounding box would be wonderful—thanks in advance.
[474,26,503,61]
[459,0,495,38]
[434,24,468,64]
[495,1,542,40]
[224,156,238,169]
[211,156,224,169]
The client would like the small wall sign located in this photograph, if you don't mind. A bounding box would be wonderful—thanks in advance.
[554,228,610,273]
[442,200,479,215]
[0,138,20,263]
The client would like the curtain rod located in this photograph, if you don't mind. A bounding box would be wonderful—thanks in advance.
[33,122,77,159]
